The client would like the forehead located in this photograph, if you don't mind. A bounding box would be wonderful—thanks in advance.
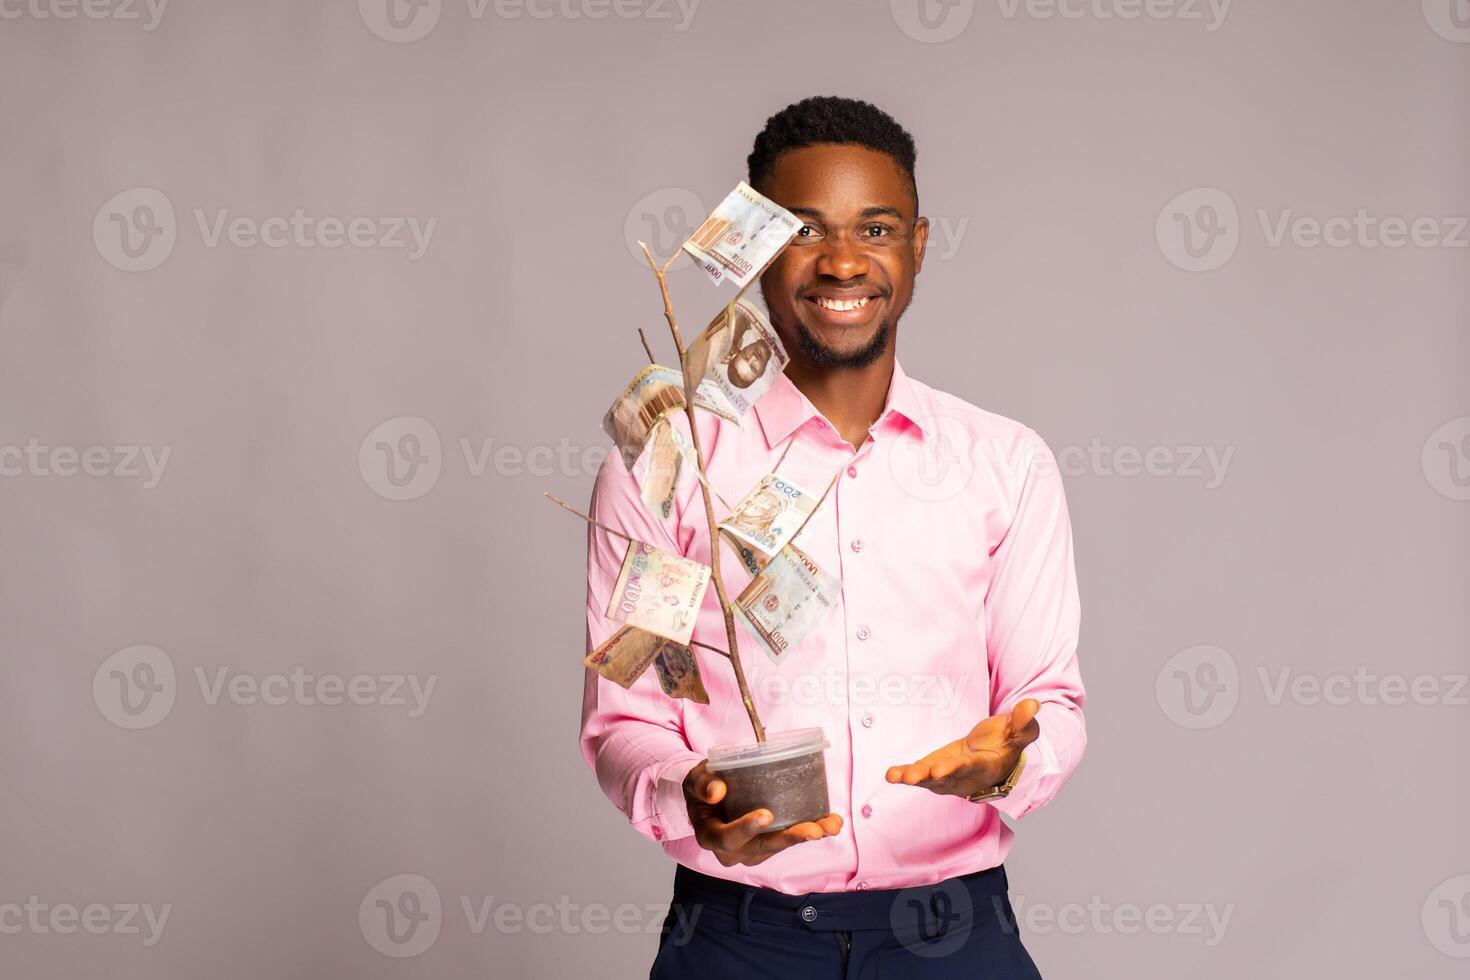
[760,144,915,217]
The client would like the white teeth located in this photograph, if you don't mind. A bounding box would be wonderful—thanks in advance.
[815,296,870,312]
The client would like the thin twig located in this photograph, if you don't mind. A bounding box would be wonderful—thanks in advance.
[690,639,731,659]
[640,241,766,743]
[543,492,635,544]
[637,328,657,365]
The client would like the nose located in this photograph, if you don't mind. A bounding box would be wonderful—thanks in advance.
[815,235,870,282]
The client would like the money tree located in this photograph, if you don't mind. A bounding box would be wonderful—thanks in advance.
[550,182,846,747]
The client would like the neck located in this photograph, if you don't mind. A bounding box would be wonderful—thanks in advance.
[784,350,896,450]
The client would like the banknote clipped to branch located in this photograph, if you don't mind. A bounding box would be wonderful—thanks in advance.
[682,181,802,289]
[602,299,790,521]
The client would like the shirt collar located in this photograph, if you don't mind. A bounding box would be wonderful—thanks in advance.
[753,359,931,450]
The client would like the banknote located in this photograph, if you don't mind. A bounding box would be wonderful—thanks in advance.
[682,181,800,289]
[638,418,683,520]
[653,643,710,704]
[734,543,840,663]
[583,625,665,689]
[682,300,789,422]
[719,474,817,558]
[603,364,687,469]
[607,540,711,645]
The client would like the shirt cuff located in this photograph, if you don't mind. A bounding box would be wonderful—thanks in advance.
[985,732,1058,821]
[644,754,703,843]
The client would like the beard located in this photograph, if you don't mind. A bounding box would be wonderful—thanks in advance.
[794,318,892,368]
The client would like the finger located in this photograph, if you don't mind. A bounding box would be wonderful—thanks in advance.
[693,770,727,805]
[711,808,774,851]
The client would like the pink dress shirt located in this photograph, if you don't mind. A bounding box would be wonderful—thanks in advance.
[580,359,1085,895]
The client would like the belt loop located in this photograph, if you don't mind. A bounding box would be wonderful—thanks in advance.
[737,890,755,935]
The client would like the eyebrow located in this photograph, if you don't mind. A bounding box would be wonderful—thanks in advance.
[788,205,907,222]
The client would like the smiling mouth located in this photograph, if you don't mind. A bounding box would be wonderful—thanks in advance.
[803,292,883,326]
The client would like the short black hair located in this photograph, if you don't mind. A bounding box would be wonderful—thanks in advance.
[747,96,918,210]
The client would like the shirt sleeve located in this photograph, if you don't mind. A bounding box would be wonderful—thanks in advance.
[981,431,1086,821]
[578,443,704,843]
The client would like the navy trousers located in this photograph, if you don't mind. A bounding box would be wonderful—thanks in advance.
[650,863,1044,979]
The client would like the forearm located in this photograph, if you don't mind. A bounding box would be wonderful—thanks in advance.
[579,669,702,843]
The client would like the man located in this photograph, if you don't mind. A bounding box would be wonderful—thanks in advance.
[582,96,1086,978]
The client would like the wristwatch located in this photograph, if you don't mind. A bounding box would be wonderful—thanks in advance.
[966,752,1026,803]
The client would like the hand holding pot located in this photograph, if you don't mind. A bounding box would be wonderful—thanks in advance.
[883,698,1041,799]
[683,760,844,867]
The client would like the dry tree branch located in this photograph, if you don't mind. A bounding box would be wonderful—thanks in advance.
[638,241,766,743]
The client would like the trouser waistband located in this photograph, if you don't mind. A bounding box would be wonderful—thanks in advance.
[669,863,1012,934]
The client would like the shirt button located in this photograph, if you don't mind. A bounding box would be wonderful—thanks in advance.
[800,905,818,922]
[861,804,873,819]
[651,825,662,840]
[850,539,863,553]
[856,881,870,891]
[847,466,858,478]
[861,712,874,728]
[856,626,871,641]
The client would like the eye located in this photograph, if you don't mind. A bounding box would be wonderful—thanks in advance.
[795,224,821,239]
[863,224,892,238]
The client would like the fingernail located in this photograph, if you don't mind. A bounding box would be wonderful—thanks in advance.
[755,811,772,826]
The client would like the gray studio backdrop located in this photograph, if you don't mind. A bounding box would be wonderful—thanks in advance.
[2,1,1467,977]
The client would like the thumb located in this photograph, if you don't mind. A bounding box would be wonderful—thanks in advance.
[1008,698,1041,743]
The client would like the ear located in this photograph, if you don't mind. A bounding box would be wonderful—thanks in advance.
[912,215,930,276]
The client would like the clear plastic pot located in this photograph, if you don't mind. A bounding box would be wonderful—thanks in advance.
[706,728,831,832]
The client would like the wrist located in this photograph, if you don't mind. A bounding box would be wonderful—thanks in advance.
[966,751,1026,803]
